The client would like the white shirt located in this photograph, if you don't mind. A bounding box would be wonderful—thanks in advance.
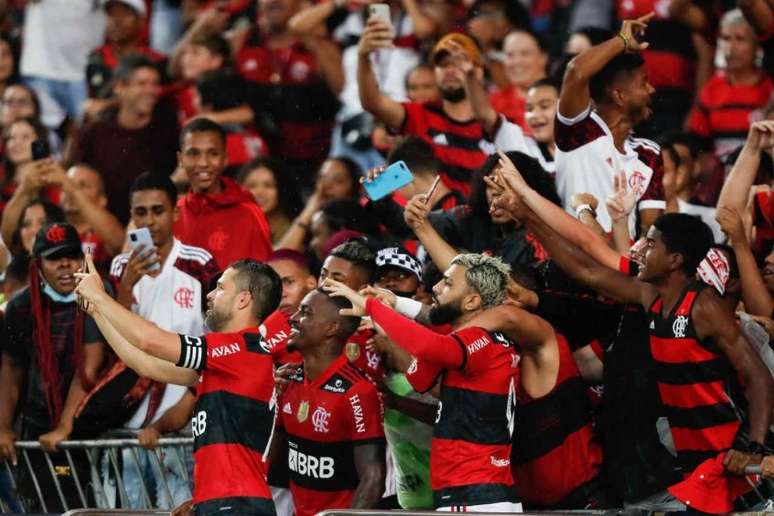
[555,105,666,233]
[110,239,218,428]
[335,11,419,119]
[20,0,106,81]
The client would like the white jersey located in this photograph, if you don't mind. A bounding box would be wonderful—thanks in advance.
[555,105,665,233]
[110,239,220,428]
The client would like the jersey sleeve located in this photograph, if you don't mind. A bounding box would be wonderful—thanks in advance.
[399,101,429,136]
[365,298,465,369]
[638,152,666,210]
[347,382,385,443]
[176,334,209,372]
[405,357,443,394]
[554,105,606,152]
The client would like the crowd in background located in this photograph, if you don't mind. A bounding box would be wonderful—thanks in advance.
[0,0,772,514]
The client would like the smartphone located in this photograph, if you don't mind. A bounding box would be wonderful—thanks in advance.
[368,3,391,26]
[31,139,50,161]
[363,160,413,201]
[128,227,161,273]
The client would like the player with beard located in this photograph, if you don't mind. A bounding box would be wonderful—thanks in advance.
[357,26,532,196]
[324,254,529,511]
[75,257,282,516]
[270,289,385,516]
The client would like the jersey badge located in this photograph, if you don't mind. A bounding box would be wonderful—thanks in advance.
[297,400,309,423]
[174,287,195,309]
[312,406,331,433]
[283,402,292,415]
[345,342,360,361]
[672,315,689,338]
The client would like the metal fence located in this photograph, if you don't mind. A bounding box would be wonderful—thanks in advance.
[0,434,193,515]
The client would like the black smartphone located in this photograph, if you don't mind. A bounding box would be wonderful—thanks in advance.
[31,139,50,161]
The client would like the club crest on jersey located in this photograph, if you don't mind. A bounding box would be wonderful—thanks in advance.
[345,342,360,361]
[672,316,689,338]
[297,401,309,422]
[283,402,292,415]
[312,406,331,433]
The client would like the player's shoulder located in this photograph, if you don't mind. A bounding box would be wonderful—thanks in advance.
[178,242,215,263]
[320,363,374,396]
[628,135,661,155]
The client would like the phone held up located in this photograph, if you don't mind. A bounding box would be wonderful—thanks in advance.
[363,160,414,201]
[127,227,161,273]
[31,139,50,161]
[368,3,391,26]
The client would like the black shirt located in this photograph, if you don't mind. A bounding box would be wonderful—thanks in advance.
[4,287,103,432]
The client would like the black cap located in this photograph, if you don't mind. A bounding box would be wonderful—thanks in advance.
[33,223,83,259]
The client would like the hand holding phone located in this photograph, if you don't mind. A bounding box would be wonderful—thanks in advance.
[368,3,391,27]
[127,228,161,274]
[31,139,50,161]
[363,160,413,201]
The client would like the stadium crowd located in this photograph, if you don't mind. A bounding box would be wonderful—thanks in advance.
[0,0,773,514]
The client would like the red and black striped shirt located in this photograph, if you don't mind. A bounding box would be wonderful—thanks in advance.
[647,282,741,475]
[177,329,277,514]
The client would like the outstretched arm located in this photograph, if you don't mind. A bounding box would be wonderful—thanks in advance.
[76,255,190,365]
[693,289,774,473]
[357,19,406,130]
[717,121,774,212]
[404,194,459,272]
[717,206,774,317]
[559,14,653,118]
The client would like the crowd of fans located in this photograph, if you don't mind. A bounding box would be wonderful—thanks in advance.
[0,0,772,514]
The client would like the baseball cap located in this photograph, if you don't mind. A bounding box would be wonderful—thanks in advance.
[102,0,147,17]
[431,33,483,68]
[376,247,422,282]
[33,223,83,259]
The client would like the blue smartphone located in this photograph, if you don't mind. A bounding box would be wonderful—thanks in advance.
[364,160,414,201]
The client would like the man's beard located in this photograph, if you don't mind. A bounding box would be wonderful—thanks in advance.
[428,299,463,326]
[205,307,230,332]
[440,86,466,103]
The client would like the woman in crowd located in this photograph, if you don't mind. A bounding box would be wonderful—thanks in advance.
[237,157,302,245]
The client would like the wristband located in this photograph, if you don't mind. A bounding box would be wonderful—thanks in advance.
[575,203,596,219]
[395,296,423,320]
[618,32,630,52]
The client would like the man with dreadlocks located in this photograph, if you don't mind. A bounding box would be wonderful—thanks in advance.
[0,222,106,512]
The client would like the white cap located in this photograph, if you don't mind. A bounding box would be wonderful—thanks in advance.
[102,0,147,17]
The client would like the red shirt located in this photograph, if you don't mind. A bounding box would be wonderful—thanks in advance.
[490,86,526,129]
[278,356,385,516]
[176,328,276,508]
[261,310,302,365]
[343,328,385,381]
[687,73,773,157]
[174,177,272,270]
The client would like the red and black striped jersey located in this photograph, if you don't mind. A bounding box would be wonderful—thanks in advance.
[403,327,518,508]
[647,282,741,475]
[260,310,301,365]
[176,329,276,513]
[278,356,385,516]
[511,333,603,508]
[687,73,773,158]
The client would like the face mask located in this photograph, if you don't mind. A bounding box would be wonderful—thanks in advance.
[41,279,76,304]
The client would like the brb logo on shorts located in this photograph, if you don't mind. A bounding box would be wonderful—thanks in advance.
[191,410,207,437]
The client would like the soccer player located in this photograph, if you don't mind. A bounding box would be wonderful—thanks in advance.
[496,184,773,511]
[75,256,282,516]
[272,289,385,516]
[324,254,522,512]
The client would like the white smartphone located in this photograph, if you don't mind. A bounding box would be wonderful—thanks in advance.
[128,227,161,273]
[368,3,391,26]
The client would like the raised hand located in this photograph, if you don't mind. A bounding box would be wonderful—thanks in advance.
[571,193,599,213]
[404,194,431,230]
[359,286,397,309]
[357,18,394,57]
[619,12,654,52]
[320,279,367,317]
[744,120,774,153]
[606,170,637,223]
[75,254,106,314]
[495,150,528,194]
[715,206,747,245]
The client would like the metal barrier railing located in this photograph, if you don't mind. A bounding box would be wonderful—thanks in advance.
[1,434,193,515]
